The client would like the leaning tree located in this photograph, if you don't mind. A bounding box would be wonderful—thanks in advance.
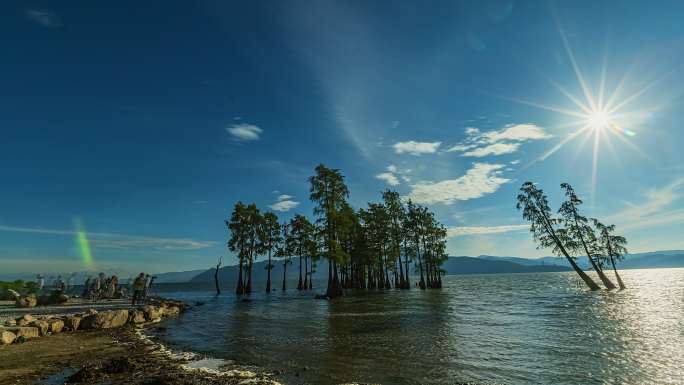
[559,183,617,289]
[592,219,627,289]
[516,182,600,290]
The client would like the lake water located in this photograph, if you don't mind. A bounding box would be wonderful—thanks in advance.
[153,269,684,385]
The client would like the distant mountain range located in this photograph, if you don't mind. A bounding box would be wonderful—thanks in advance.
[479,250,684,270]
[3,250,682,284]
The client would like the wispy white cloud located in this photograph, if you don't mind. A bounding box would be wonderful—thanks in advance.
[26,9,62,27]
[269,194,300,212]
[607,177,684,230]
[462,142,521,157]
[387,164,398,173]
[393,141,441,155]
[447,224,528,237]
[226,123,263,141]
[448,123,551,158]
[481,124,552,143]
[376,172,399,186]
[408,163,510,205]
[0,225,215,250]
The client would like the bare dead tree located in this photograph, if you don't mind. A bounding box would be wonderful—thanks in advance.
[215,255,223,295]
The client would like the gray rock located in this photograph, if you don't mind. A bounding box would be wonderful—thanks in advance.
[64,315,82,331]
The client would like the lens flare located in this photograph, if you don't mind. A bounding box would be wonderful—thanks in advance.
[75,219,94,269]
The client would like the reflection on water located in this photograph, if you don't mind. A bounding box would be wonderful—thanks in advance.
[155,268,684,385]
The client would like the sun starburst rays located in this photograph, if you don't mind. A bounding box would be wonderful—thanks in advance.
[505,31,665,206]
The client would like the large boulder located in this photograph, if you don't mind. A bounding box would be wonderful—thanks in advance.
[30,320,50,336]
[4,326,39,339]
[15,294,38,308]
[16,314,35,326]
[165,306,180,317]
[81,310,129,330]
[48,319,65,334]
[1,330,17,345]
[64,316,82,331]
[143,305,162,321]
[4,319,17,327]
[129,310,146,324]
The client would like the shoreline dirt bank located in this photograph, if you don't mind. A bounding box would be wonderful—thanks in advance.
[0,326,281,385]
[0,298,282,385]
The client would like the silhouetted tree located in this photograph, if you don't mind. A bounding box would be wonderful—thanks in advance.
[227,202,249,295]
[309,164,350,298]
[262,212,281,293]
[516,182,600,290]
[277,222,293,291]
[559,183,617,289]
[593,219,627,289]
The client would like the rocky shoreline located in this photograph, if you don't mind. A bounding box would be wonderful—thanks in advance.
[0,298,282,385]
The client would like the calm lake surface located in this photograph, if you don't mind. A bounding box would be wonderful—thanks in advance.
[154,269,684,385]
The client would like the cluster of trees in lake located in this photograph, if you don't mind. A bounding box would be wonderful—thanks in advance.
[226,164,449,298]
[517,182,628,290]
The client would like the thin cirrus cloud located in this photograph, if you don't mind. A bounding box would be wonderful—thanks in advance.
[25,9,62,27]
[447,123,551,158]
[226,123,263,141]
[269,194,300,212]
[447,224,528,238]
[607,177,684,231]
[0,225,215,250]
[408,163,510,205]
[393,141,442,155]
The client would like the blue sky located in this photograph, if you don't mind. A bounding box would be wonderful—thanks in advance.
[2,0,684,276]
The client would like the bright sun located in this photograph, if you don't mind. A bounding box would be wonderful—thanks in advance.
[586,109,612,130]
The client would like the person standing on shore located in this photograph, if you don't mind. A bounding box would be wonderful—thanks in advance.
[132,273,146,305]
[36,274,44,291]
[143,274,151,299]
[83,276,91,297]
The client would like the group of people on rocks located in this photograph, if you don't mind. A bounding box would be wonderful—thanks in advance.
[32,271,156,304]
[82,272,123,300]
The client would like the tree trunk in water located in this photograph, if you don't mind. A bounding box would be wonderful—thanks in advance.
[538,211,600,291]
[266,250,272,293]
[610,256,626,289]
[236,259,244,295]
[282,262,287,291]
[577,231,616,289]
[297,255,303,290]
[404,258,410,289]
[304,256,309,290]
[246,258,253,294]
[587,254,615,289]
[398,254,405,289]
[418,255,426,290]
[565,255,599,290]
[214,264,221,295]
